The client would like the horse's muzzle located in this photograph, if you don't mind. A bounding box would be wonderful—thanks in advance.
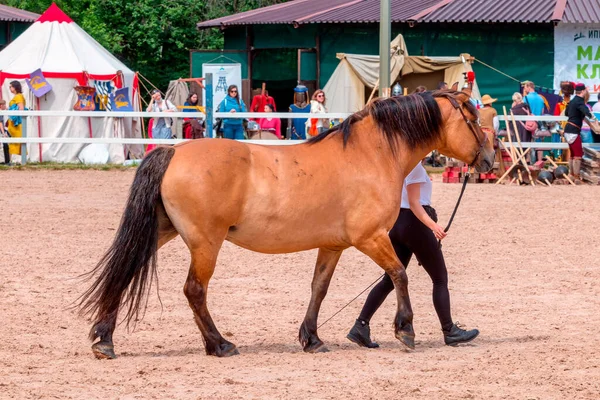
[474,151,494,173]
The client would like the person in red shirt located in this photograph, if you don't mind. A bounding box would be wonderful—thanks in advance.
[250,90,276,122]
[257,104,281,139]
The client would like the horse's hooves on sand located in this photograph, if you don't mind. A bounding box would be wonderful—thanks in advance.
[303,340,329,354]
[395,332,416,350]
[92,341,117,360]
[213,342,240,357]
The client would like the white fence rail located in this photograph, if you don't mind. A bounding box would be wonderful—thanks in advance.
[0,109,575,121]
[0,110,205,118]
[0,137,301,145]
[213,112,349,119]
[0,110,594,165]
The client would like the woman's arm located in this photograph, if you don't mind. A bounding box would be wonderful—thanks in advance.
[406,183,447,240]
[310,101,319,113]
[323,106,330,126]
[165,100,177,112]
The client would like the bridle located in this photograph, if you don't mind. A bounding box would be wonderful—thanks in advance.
[437,95,489,248]
[447,96,487,167]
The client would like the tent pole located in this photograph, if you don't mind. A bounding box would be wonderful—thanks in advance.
[37,97,42,162]
[379,0,391,98]
[138,85,146,139]
[368,79,379,104]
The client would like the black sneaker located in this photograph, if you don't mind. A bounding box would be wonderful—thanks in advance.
[347,319,379,348]
[443,323,479,346]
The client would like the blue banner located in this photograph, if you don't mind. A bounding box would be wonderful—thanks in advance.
[110,88,133,111]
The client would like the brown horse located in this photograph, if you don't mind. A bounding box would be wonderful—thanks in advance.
[78,87,494,359]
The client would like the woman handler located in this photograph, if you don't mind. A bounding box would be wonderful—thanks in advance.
[347,162,479,348]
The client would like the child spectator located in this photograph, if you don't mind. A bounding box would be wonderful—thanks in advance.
[258,104,281,139]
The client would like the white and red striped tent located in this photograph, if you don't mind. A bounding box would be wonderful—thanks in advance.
[0,2,142,163]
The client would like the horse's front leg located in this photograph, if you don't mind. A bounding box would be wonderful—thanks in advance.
[356,231,415,349]
[299,248,343,353]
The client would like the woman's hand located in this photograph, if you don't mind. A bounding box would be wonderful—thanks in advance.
[431,224,447,240]
[230,109,236,113]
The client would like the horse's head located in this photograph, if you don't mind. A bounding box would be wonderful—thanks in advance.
[436,88,495,172]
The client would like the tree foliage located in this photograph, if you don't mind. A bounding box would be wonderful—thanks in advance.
[2,0,289,90]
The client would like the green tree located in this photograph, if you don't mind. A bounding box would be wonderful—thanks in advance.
[2,0,289,90]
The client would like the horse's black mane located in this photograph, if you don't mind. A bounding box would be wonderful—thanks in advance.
[308,90,478,152]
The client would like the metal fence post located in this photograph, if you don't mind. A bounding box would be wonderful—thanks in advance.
[206,73,213,138]
[21,116,27,165]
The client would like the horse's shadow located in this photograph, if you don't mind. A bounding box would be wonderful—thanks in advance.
[117,334,550,358]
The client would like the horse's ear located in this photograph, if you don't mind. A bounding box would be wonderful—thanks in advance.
[450,82,459,91]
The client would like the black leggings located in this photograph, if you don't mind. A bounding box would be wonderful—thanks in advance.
[358,208,453,331]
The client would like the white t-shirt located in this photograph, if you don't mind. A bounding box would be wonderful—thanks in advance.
[401,163,432,209]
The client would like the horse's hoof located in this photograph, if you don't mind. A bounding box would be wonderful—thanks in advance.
[395,331,415,350]
[92,341,117,360]
[214,342,239,357]
[303,340,328,354]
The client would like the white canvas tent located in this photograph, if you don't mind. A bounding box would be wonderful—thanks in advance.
[324,34,481,113]
[0,3,142,163]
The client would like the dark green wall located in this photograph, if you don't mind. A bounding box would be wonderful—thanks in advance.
[190,51,249,79]
[317,23,553,113]
[0,22,31,48]
[194,22,554,113]
[395,23,554,113]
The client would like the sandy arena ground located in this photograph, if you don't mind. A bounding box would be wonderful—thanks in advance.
[1,169,600,399]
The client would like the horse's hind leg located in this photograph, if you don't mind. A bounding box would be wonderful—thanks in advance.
[184,243,238,357]
[299,248,343,353]
[356,232,415,349]
[91,311,118,359]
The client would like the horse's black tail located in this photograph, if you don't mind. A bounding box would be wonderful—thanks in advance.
[78,146,176,341]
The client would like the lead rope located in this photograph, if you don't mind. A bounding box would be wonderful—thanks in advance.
[318,173,470,329]
[317,274,384,329]
[439,171,470,248]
